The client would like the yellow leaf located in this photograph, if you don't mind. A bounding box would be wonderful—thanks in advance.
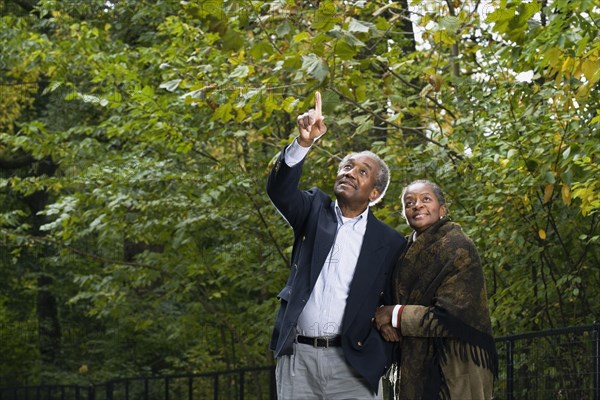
[581,59,600,82]
[428,74,443,91]
[576,82,591,100]
[545,47,562,69]
[543,184,554,204]
[561,185,572,205]
[538,229,546,240]
[561,57,574,78]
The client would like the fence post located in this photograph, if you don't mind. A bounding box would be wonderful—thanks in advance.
[594,321,599,400]
[165,377,170,400]
[213,373,218,400]
[270,366,276,400]
[106,380,113,400]
[88,384,95,400]
[506,338,513,400]
[239,370,245,400]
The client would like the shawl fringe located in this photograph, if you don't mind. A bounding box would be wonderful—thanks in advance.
[422,307,499,377]
[420,308,498,399]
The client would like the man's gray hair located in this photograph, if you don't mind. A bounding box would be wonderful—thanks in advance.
[338,151,390,206]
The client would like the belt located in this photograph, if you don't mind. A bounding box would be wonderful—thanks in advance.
[296,335,342,348]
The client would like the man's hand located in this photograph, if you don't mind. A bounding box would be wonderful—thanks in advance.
[379,324,401,342]
[296,91,327,147]
[375,305,394,327]
[374,305,400,342]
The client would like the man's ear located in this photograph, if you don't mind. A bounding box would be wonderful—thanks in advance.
[369,188,380,203]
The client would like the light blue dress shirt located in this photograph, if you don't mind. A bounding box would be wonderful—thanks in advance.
[284,139,369,337]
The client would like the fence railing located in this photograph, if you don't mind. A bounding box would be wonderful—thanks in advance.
[1,323,598,400]
[494,323,599,400]
[0,367,276,400]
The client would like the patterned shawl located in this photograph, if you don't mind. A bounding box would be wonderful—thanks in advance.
[391,218,497,399]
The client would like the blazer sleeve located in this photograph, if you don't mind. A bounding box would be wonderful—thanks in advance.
[266,146,314,231]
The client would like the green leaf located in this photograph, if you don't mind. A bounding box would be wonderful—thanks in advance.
[281,96,299,113]
[348,18,371,33]
[439,16,460,33]
[159,79,182,92]
[275,21,291,37]
[313,1,339,31]
[293,32,311,43]
[249,41,273,58]
[141,85,154,97]
[486,7,514,25]
[334,41,357,60]
[211,102,233,122]
[301,54,329,83]
[229,65,250,79]
[221,29,243,51]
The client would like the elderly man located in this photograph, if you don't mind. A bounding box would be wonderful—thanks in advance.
[267,92,406,399]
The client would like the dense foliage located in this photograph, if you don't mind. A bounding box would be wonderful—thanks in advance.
[1,0,598,385]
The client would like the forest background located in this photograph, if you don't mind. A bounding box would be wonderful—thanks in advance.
[1,0,598,386]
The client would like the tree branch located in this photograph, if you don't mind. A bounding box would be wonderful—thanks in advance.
[330,86,464,162]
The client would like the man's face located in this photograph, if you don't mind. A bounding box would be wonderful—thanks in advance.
[333,154,380,208]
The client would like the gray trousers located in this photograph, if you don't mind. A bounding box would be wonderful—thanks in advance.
[276,342,382,400]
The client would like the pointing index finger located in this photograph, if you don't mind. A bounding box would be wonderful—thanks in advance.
[315,91,322,117]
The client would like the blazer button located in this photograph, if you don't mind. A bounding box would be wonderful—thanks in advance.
[357,341,363,347]
[379,291,384,297]
[294,263,298,270]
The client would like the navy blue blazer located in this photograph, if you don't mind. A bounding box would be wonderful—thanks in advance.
[266,146,406,392]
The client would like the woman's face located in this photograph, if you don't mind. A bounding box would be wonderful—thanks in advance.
[403,182,447,234]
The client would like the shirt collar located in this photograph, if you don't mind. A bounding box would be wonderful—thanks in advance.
[334,201,369,229]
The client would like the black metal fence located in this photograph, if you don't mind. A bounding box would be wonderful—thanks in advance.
[1,323,598,400]
[93,367,276,400]
[0,367,276,400]
[494,323,599,400]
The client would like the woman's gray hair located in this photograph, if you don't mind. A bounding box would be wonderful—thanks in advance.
[338,151,390,206]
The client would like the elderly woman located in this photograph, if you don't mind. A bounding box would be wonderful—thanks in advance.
[375,180,497,400]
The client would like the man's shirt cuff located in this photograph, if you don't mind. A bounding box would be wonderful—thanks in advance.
[284,138,311,167]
